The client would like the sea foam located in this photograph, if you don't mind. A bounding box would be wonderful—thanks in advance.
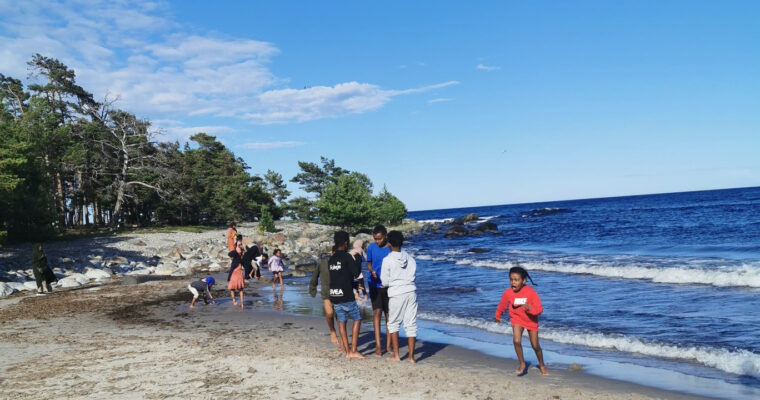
[419,312,760,378]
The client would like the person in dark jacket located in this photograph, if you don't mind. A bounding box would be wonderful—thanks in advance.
[242,242,261,280]
[32,243,57,295]
[309,246,338,345]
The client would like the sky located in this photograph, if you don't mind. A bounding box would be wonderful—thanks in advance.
[1,0,758,211]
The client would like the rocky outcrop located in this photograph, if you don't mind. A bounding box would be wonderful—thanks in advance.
[444,226,470,238]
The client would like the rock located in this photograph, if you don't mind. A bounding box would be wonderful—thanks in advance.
[85,268,113,280]
[132,239,147,246]
[126,268,151,276]
[467,248,491,253]
[474,221,499,233]
[23,281,38,291]
[59,257,76,265]
[353,233,372,244]
[0,282,16,297]
[145,256,161,267]
[208,263,222,272]
[444,226,470,238]
[273,233,286,244]
[290,270,307,277]
[168,248,184,261]
[568,363,583,372]
[106,256,128,266]
[171,268,190,277]
[154,263,178,276]
[463,213,479,222]
[58,273,89,288]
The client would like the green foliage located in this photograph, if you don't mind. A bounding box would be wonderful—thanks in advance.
[291,156,348,196]
[315,173,374,229]
[285,197,316,221]
[372,185,408,226]
[264,169,291,205]
[259,205,276,233]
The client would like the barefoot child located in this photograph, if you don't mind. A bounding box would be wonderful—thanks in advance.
[309,246,340,347]
[268,249,285,291]
[380,231,418,363]
[328,231,364,359]
[494,266,548,376]
[227,249,245,308]
[189,276,216,308]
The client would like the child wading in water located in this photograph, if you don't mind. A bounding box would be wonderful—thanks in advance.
[227,245,245,308]
[494,266,548,376]
[268,249,285,291]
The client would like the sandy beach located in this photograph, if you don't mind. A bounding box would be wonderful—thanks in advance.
[0,272,710,400]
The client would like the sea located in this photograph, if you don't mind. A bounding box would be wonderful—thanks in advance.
[402,186,760,399]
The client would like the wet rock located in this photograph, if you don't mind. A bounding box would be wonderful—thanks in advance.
[132,239,147,246]
[474,221,499,233]
[467,248,491,253]
[444,226,470,238]
[568,363,583,372]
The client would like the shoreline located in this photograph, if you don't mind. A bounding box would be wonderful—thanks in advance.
[0,277,713,400]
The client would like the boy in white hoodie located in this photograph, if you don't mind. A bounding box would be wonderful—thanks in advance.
[380,230,418,363]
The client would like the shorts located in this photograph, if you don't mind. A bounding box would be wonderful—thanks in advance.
[369,286,389,313]
[188,285,199,299]
[333,301,361,323]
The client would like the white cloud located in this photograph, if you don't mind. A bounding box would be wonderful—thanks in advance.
[476,63,501,71]
[428,98,453,104]
[0,0,458,126]
[240,141,306,150]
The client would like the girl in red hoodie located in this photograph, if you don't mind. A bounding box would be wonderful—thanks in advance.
[494,266,548,376]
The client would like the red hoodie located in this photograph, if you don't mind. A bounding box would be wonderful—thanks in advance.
[495,285,543,331]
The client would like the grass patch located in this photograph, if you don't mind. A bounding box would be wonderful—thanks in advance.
[53,225,218,241]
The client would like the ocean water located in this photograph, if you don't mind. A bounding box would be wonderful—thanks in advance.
[406,187,760,398]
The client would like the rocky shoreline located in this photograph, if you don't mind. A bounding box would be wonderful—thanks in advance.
[0,219,432,297]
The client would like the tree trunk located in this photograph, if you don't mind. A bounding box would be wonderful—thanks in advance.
[56,171,66,228]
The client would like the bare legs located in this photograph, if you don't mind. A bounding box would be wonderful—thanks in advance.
[372,308,389,356]
[323,299,339,345]
[272,273,285,291]
[338,321,365,359]
[229,290,244,308]
[512,324,548,376]
[388,332,416,364]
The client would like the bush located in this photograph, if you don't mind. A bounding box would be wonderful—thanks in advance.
[315,173,373,229]
[258,205,276,233]
[372,186,407,226]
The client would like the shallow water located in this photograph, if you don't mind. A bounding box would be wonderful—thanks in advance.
[406,187,760,394]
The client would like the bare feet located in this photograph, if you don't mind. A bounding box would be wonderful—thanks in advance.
[539,365,549,376]
[189,305,195,309]
[409,358,416,364]
[516,363,527,376]
[387,356,400,362]
[347,351,365,359]
[330,333,339,345]
[374,351,382,358]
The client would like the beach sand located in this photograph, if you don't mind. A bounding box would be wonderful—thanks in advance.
[0,278,711,400]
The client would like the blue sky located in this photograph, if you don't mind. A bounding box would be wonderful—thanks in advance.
[1,1,758,211]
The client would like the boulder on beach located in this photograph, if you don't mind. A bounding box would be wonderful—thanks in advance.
[444,226,470,238]
[85,268,113,280]
[154,263,178,276]
[0,282,15,297]
[58,273,89,288]
[208,262,222,272]
[106,256,128,266]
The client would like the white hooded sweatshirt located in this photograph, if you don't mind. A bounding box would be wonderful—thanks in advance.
[379,250,416,297]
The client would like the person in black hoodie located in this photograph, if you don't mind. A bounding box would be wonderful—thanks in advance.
[241,242,261,281]
[328,231,364,359]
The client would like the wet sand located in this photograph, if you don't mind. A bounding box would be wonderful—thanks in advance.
[0,279,710,399]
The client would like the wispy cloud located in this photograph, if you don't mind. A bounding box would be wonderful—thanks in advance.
[428,98,453,104]
[0,0,458,126]
[476,63,501,71]
[243,81,459,124]
[240,141,306,150]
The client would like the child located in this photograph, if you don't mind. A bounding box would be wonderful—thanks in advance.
[268,249,285,291]
[380,231,418,363]
[349,239,367,302]
[494,266,548,376]
[227,249,245,308]
[328,231,364,359]
[189,276,216,308]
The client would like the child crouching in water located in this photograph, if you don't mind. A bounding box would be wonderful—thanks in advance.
[189,276,216,308]
[494,266,548,376]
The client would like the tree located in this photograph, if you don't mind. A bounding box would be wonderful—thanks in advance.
[315,173,374,229]
[264,169,291,204]
[372,185,407,226]
[286,196,316,221]
[291,156,348,197]
[258,205,276,233]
